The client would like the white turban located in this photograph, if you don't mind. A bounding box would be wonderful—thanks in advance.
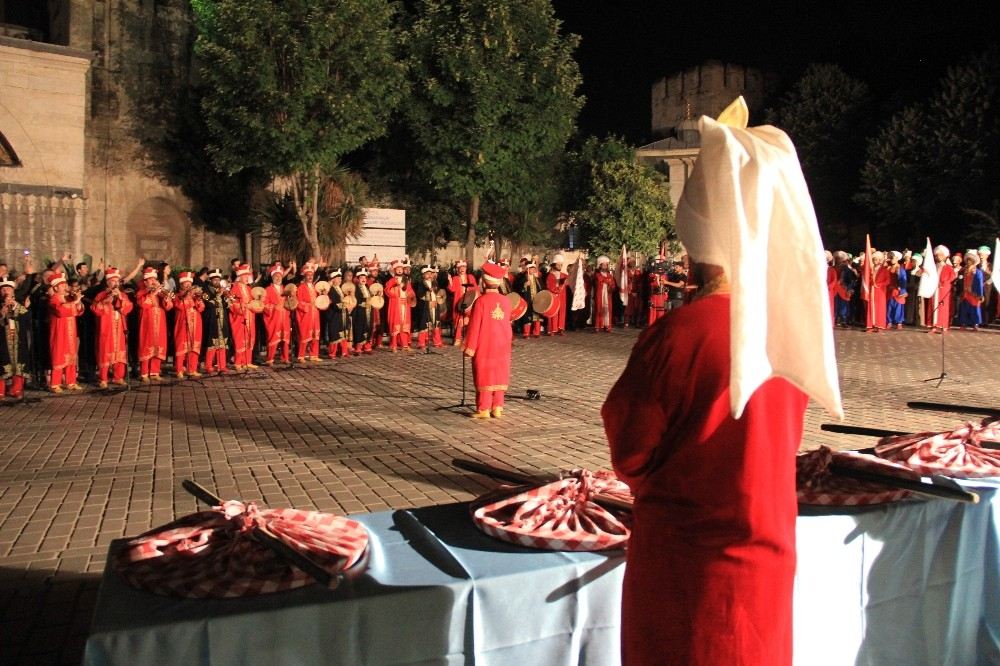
[674,97,843,420]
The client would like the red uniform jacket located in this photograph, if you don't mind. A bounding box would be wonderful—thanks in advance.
[295,281,321,344]
[228,282,255,354]
[49,292,84,371]
[603,293,807,666]
[173,290,205,356]
[463,290,512,391]
[136,288,173,361]
[91,289,134,370]
[385,276,416,335]
[593,270,617,328]
[927,262,957,328]
[264,283,292,346]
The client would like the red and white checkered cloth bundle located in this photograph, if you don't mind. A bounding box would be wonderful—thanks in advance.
[114,500,368,598]
[471,469,631,551]
[796,446,914,506]
[875,418,1000,479]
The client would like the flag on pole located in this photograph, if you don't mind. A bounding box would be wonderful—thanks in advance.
[618,245,629,305]
[860,234,873,301]
[571,256,586,311]
[918,237,938,299]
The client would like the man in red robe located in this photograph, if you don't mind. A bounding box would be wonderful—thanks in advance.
[545,254,568,335]
[262,265,292,365]
[173,272,204,378]
[90,267,133,388]
[448,260,478,345]
[463,261,512,418]
[624,259,643,327]
[862,250,891,332]
[592,255,617,332]
[603,97,842,666]
[295,263,321,362]
[927,244,957,333]
[385,259,416,352]
[228,263,257,369]
[647,270,667,325]
[48,272,85,392]
[135,267,173,382]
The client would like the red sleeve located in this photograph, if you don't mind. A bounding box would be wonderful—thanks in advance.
[463,298,484,353]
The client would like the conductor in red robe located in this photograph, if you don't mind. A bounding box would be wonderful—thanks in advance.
[862,250,891,332]
[90,267,133,388]
[545,254,568,335]
[602,97,843,666]
[295,263,322,362]
[463,261,513,419]
[229,264,257,369]
[385,259,416,352]
[136,266,174,382]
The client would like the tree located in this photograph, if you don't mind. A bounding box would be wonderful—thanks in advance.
[765,64,871,243]
[190,0,405,259]
[857,47,1000,247]
[403,0,584,264]
[573,158,675,258]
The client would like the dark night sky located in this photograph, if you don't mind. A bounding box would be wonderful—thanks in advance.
[552,1,996,144]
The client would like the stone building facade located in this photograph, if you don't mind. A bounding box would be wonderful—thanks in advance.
[0,1,237,270]
[640,60,776,206]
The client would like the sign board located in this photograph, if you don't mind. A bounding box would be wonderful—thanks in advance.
[341,208,406,268]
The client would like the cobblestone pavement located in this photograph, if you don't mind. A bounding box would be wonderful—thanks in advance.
[2,324,998,663]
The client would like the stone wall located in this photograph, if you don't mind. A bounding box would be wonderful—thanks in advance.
[0,36,90,263]
[650,60,775,138]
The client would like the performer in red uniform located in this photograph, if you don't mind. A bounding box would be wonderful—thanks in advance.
[592,255,617,332]
[262,265,292,365]
[172,272,204,378]
[295,263,321,362]
[448,260,477,345]
[367,259,384,349]
[136,267,173,382]
[647,270,667,325]
[545,254,568,335]
[228,264,256,369]
[825,250,838,321]
[624,259,643,327]
[385,260,416,352]
[90,267,133,388]
[863,250,890,332]
[463,261,513,419]
[603,97,842,666]
[927,245,957,333]
[47,271,85,391]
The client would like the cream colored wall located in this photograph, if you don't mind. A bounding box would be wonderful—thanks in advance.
[0,39,89,191]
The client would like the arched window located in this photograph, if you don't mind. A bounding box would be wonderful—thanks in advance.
[0,131,22,167]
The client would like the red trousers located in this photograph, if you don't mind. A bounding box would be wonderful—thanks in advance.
[1,376,25,398]
[51,365,78,388]
[205,349,228,373]
[417,329,443,348]
[476,390,505,412]
[521,322,541,338]
[175,352,200,374]
[328,340,351,357]
[98,363,126,383]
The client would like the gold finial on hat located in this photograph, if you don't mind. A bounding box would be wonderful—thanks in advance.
[716,96,749,129]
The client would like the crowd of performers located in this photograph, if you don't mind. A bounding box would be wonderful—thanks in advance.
[828,244,996,333]
[0,250,678,406]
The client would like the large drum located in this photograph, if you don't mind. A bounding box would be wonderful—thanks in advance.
[314,280,331,295]
[368,283,384,297]
[508,292,528,320]
[250,286,266,301]
[315,293,331,311]
[342,294,358,311]
[368,294,385,309]
[341,282,356,296]
[532,289,559,318]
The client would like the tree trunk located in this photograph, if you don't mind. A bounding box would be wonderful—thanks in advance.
[466,194,479,266]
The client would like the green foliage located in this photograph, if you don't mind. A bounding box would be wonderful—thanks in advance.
[765,64,871,241]
[857,47,1000,247]
[560,135,634,215]
[403,0,583,258]
[191,0,406,177]
[574,159,674,258]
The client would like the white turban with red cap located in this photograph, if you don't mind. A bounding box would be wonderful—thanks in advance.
[674,97,843,420]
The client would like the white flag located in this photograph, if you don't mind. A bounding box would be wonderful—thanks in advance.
[571,256,586,311]
[917,237,938,299]
[618,245,629,305]
[994,238,1000,296]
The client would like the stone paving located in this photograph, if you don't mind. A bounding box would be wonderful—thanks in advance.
[1,324,998,664]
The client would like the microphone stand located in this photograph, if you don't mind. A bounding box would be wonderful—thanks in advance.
[923,289,958,387]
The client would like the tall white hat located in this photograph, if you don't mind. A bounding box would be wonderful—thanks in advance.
[674,96,843,420]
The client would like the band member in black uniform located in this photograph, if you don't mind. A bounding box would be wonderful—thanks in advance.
[352,271,376,354]
[513,262,543,339]
[414,266,444,349]
[202,269,232,374]
[325,271,351,358]
[1,278,31,400]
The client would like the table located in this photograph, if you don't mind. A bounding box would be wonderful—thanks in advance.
[85,491,1000,665]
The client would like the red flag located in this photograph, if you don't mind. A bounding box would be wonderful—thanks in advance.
[860,234,874,301]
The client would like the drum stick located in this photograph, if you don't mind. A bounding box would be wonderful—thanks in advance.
[451,458,633,513]
[826,462,979,504]
[906,401,1000,417]
[181,480,334,587]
